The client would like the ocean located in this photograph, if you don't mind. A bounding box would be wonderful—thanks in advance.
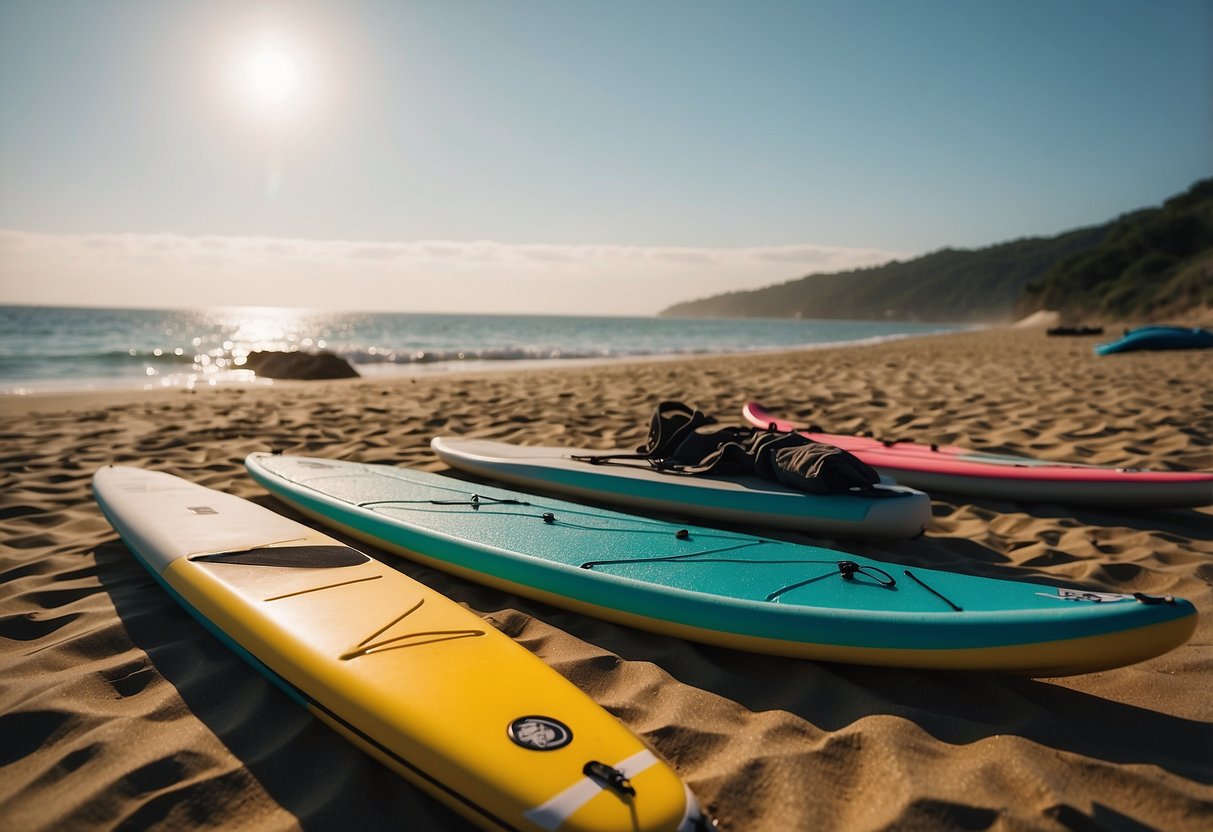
[0,305,967,394]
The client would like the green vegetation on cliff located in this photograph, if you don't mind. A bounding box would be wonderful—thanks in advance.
[659,179,1213,323]
[1020,179,1213,320]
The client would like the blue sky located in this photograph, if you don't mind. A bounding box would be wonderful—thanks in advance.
[1,0,1209,314]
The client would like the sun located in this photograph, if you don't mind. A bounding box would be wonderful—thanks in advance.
[228,30,312,124]
[245,42,301,107]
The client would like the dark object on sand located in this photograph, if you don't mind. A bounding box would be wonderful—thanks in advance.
[1047,325,1104,337]
[243,350,359,380]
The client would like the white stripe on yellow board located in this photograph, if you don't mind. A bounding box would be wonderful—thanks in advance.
[523,749,661,831]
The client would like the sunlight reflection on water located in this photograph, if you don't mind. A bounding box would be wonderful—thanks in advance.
[1,305,970,393]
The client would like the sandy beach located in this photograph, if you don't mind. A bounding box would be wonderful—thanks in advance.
[2,326,1211,831]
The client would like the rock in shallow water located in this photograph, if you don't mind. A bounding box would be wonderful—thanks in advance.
[243,350,359,380]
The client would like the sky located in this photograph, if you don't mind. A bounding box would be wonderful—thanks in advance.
[1,0,1210,316]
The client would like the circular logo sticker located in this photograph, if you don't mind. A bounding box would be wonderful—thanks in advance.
[507,716,572,751]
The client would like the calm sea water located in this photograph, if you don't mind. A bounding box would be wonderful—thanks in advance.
[0,305,966,393]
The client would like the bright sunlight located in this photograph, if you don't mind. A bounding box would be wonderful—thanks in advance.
[227,30,312,126]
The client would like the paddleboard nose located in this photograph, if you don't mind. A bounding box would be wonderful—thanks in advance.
[677,786,715,831]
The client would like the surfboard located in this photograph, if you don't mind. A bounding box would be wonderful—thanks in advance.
[1095,325,1213,355]
[430,436,931,538]
[93,466,707,832]
[244,453,1197,676]
[742,401,1213,508]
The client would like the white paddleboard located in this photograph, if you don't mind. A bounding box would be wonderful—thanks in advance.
[431,436,931,538]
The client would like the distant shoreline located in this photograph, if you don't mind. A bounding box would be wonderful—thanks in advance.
[0,305,973,396]
[0,326,984,410]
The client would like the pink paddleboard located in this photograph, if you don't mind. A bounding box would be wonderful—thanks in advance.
[742,401,1213,508]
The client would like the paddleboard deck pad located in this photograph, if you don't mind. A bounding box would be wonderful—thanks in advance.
[93,466,707,832]
[430,436,930,538]
[743,401,1213,508]
[245,453,1196,676]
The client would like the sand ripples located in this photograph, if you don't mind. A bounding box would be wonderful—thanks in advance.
[1,328,1211,830]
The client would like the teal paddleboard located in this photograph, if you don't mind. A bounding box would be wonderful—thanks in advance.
[245,453,1196,676]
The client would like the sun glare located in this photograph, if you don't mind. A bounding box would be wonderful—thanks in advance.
[228,31,312,124]
[246,44,301,106]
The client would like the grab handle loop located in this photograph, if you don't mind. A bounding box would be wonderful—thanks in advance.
[837,560,896,588]
[583,760,636,797]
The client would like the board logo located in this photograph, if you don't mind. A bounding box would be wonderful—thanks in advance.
[507,716,572,751]
[1037,588,1130,603]
[187,506,218,515]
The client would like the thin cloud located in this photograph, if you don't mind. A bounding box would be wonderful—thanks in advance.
[0,230,909,315]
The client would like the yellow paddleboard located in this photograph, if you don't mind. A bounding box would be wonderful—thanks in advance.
[93,466,708,832]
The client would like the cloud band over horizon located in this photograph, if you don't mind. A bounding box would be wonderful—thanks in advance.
[0,230,909,316]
